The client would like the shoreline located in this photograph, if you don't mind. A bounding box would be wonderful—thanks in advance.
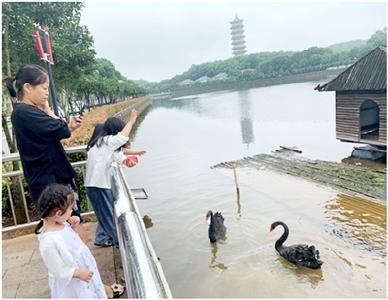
[170,69,345,98]
[62,96,151,147]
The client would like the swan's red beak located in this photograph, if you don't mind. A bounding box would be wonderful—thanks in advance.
[269,225,273,233]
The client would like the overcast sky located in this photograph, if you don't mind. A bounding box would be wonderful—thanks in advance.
[80,0,386,82]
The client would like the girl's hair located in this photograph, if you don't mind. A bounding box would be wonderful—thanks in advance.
[86,123,104,151]
[4,64,48,99]
[34,184,74,234]
[87,117,126,150]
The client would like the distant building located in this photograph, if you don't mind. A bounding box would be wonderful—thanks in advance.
[230,14,247,57]
[179,79,194,86]
[211,72,228,81]
[326,64,352,70]
[316,46,386,147]
[241,68,255,74]
[195,76,210,83]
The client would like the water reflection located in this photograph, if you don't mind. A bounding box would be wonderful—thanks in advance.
[154,90,257,150]
[152,96,205,115]
[236,190,242,220]
[323,194,386,256]
[237,90,255,147]
[209,242,228,271]
[276,256,324,288]
[128,105,152,143]
[331,249,353,267]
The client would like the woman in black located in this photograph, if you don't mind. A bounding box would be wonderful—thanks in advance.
[6,64,86,239]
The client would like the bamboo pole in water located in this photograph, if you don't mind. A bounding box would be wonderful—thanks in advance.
[232,162,240,195]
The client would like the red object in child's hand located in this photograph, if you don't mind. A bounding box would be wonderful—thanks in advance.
[123,155,138,167]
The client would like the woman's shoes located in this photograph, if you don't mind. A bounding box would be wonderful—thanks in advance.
[110,283,125,298]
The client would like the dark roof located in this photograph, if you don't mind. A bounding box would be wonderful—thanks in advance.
[315,46,386,92]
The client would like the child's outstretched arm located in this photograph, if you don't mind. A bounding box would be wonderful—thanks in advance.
[122,148,146,155]
[121,109,138,137]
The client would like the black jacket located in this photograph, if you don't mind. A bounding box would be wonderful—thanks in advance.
[11,102,75,201]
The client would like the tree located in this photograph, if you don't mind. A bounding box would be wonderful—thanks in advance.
[367,27,387,48]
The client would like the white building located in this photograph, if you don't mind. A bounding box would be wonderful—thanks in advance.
[241,68,255,74]
[212,72,228,80]
[179,79,194,85]
[195,76,210,83]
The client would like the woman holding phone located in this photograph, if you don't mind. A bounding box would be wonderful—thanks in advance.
[5,64,87,240]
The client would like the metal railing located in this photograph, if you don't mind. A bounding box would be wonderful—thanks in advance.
[1,145,91,231]
[111,162,172,298]
[2,147,173,298]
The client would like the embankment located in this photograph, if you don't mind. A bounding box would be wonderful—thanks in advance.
[63,96,151,147]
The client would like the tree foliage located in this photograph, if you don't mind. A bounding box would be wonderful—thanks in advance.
[2,1,145,114]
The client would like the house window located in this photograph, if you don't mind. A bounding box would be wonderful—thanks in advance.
[360,99,379,140]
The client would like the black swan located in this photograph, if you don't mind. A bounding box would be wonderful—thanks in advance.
[270,221,323,269]
[206,210,226,243]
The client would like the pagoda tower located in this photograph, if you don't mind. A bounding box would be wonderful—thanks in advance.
[230,14,247,57]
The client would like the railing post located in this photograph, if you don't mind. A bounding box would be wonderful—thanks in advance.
[18,176,30,223]
[2,145,89,230]
[9,176,28,224]
[81,167,92,212]
[6,181,18,225]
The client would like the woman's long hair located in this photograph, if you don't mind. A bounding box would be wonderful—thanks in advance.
[86,117,126,151]
[34,184,74,234]
[4,64,48,99]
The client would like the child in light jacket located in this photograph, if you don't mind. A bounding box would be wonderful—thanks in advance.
[85,109,146,247]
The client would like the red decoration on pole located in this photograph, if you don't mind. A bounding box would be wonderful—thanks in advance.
[43,25,54,64]
[32,29,45,60]
[32,24,59,116]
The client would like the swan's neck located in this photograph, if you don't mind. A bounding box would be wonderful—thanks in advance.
[208,213,215,228]
[275,223,289,251]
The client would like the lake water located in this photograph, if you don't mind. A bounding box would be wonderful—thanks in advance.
[123,82,386,298]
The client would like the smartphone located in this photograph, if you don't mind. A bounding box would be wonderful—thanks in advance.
[79,104,86,116]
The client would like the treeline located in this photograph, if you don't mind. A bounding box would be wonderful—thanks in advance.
[141,28,386,93]
[2,2,146,116]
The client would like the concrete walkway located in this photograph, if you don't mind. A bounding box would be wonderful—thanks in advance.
[2,222,119,298]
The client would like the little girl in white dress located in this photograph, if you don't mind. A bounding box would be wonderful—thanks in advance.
[35,184,124,298]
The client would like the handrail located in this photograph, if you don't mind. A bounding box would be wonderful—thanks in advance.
[111,162,173,298]
[2,147,173,298]
[1,145,87,163]
[2,147,90,229]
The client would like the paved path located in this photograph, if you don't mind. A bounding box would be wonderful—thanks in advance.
[2,222,118,298]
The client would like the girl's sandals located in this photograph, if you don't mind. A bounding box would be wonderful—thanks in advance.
[110,283,125,298]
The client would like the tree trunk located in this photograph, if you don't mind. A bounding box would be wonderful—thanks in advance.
[86,94,90,109]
